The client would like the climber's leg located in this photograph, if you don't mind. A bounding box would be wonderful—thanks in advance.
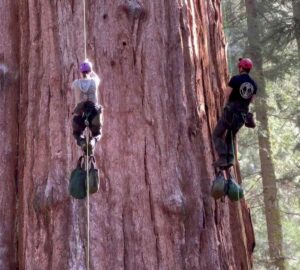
[89,106,103,145]
[225,112,245,162]
[213,113,231,168]
[72,114,86,147]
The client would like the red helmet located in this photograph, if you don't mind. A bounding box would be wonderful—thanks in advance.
[238,58,253,70]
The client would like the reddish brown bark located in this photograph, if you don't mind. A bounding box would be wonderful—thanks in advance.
[0,1,19,269]
[0,0,255,269]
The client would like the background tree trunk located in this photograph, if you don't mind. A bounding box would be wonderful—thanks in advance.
[292,0,300,105]
[244,0,285,269]
[293,0,300,66]
[1,0,255,269]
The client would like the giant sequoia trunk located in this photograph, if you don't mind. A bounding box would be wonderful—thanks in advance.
[0,1,19,269]
[244,0,285,269]
[1,1,255,269]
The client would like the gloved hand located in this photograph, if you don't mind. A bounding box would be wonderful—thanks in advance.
[245,112,256,128]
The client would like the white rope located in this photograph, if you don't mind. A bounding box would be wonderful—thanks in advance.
[82,1,89,268]
[83,0,87,60]
[85,131,90,270]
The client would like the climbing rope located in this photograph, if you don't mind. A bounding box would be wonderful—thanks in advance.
[82,0,90,268]
[83,0,87,60]
[83,1,89,268]
[85,118,90,270]
[230,130,242,201]
[230,130,235,163]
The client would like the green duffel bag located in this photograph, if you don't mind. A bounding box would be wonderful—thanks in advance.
[226,178,244,201]
[69,156,87,199]
[211,173,227,200]
[87,156,100,194]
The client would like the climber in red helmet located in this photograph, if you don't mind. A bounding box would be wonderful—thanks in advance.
[72,60,103,154]
[213,58,258,169]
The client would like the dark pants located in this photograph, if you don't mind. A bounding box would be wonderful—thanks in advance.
[72,101,102,144]
[213,105,246,160]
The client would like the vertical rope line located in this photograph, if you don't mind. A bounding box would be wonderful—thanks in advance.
[83,0,87,59]
[231,130,235,161]
[230,130,241,201]
[83,0,89,267]
[86,131,90,270]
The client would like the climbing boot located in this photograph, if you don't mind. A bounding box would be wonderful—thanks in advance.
[226,154,235,166]
[81,138,96,156]
[76,136,86,147]
[89,138,96,150]
[214,155,233,169]
[214,155,228,167]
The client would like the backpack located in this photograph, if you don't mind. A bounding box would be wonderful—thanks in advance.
[87,156,100,194]
[69,156,87,199]
[211,173,227,199]
[226,178,244,201]
[69,156,100,199]
[211,173,244,201]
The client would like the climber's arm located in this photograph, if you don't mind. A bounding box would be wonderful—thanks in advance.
[72,80,81,106]
[90,71,100,87]
[224,86,233,101]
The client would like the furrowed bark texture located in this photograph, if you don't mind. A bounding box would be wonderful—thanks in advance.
[0,1,19,269]
[245,0,286,269]
[1,0,254,269]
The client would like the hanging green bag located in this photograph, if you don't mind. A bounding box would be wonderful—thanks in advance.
[87,156,100,194]
[211,173,227,200]
[69,156,87,199]
[226,178,244,201]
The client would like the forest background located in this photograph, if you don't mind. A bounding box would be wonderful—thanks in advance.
[222,0,300,269]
